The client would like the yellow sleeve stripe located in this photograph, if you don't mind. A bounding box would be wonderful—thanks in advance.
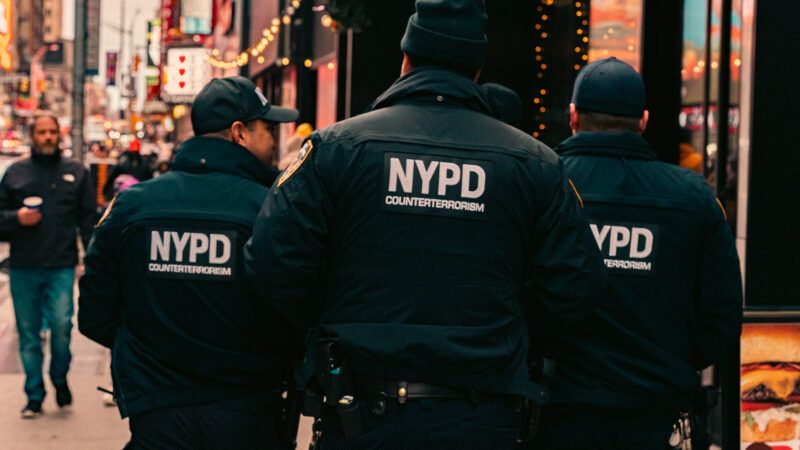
[96,195,117,227]
[716,197,728,220]
[568,179,584,208]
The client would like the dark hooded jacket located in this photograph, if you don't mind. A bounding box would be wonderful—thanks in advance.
[531,131,742,411]
[79,137,294,417]
[0,151,95,267]
[244,67,605,400]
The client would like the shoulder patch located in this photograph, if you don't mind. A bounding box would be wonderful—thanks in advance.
[278,140,313,187]
[96,195,117,227]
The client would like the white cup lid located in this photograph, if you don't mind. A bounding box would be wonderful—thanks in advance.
[23,197,43,207]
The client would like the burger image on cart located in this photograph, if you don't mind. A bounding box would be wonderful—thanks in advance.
[741,325,800,443]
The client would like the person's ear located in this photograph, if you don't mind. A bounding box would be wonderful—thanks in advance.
[639,110,650,133]
[569,103,580,134]
[401,54,412,76]
[230,121,246,145]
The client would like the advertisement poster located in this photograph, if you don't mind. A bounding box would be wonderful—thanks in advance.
[105,52,118,87]
[741,324,800,450]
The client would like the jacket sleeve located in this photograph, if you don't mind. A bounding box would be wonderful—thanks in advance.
[78,198,123,348]
[692,197,743,369]
[528,163,606,323]
[0,171,20,234]
[244,138,333,330]
[77,166,97,248]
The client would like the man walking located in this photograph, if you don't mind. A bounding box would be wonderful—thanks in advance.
[79,77,300,449]
[0,111,96,417]
[245,1,605,448]
[531,58,742,450]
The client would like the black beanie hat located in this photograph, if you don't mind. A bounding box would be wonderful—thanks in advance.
[401,0,488,69]
[572,57,646,118]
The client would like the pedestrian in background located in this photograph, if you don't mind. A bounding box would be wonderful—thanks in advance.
[531,57,742,450]
[79,77,300,449]
[483,82,522,127]
[88,141,116,217]
[244,0,605,448]
[0,111,96,418]
[108,139,153,186]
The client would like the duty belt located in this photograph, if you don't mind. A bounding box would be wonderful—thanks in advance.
[356,378,492,404]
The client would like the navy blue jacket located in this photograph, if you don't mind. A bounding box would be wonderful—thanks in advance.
[78,137,294,417]
[244,67,605,400]
[533,131,742,410]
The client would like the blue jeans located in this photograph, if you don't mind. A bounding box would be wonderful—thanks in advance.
[10,267,75,402]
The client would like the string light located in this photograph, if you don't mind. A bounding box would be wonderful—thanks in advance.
[574,0,589,71]
[532,0,589,140]
[206,1,305,68]
[533,0,555,138]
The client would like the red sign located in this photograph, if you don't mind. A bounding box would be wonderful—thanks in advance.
[106,52,118,86]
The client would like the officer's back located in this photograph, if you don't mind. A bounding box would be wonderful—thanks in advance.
[531,58,742,450]
[79,77,299,449]
[245,1,604,448]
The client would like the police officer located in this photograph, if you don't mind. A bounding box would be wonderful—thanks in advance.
[530,58,743,450]
[483,82,522,127]
[78,77,300,449]
[244,1,605,448]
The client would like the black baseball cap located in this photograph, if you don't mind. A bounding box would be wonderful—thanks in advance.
[191,76,299,135]
[572,57,646,118]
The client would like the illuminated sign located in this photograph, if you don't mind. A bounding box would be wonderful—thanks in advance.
[0,0,12,71]
[180,0,213,35]
[161,47,211,103]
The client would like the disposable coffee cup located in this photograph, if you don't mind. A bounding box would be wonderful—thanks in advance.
[23,197,43,210]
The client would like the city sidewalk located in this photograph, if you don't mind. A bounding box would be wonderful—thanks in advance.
[0,373,130,450]
[0,268,130,449]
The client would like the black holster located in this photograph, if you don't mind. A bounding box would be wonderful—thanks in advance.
[687,386,718,450]
[309,342,365,441]
[516,357,556,449]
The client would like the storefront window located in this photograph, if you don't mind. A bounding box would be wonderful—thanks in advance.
[681,0,743,228]
[588,0,643,71]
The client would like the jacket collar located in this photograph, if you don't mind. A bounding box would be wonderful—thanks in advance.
[557,131,657,160]
[171,137,273,186]
[368,66,493,115]
[31,149,62,166]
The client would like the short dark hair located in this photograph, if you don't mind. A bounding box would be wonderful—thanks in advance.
[407,55,479,79]
[577,111,641,132]
[200,119,265,139]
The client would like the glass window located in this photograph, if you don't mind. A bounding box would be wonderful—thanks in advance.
[723,0,744,230]
[679,0,708,176]
[588,0,643,71]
